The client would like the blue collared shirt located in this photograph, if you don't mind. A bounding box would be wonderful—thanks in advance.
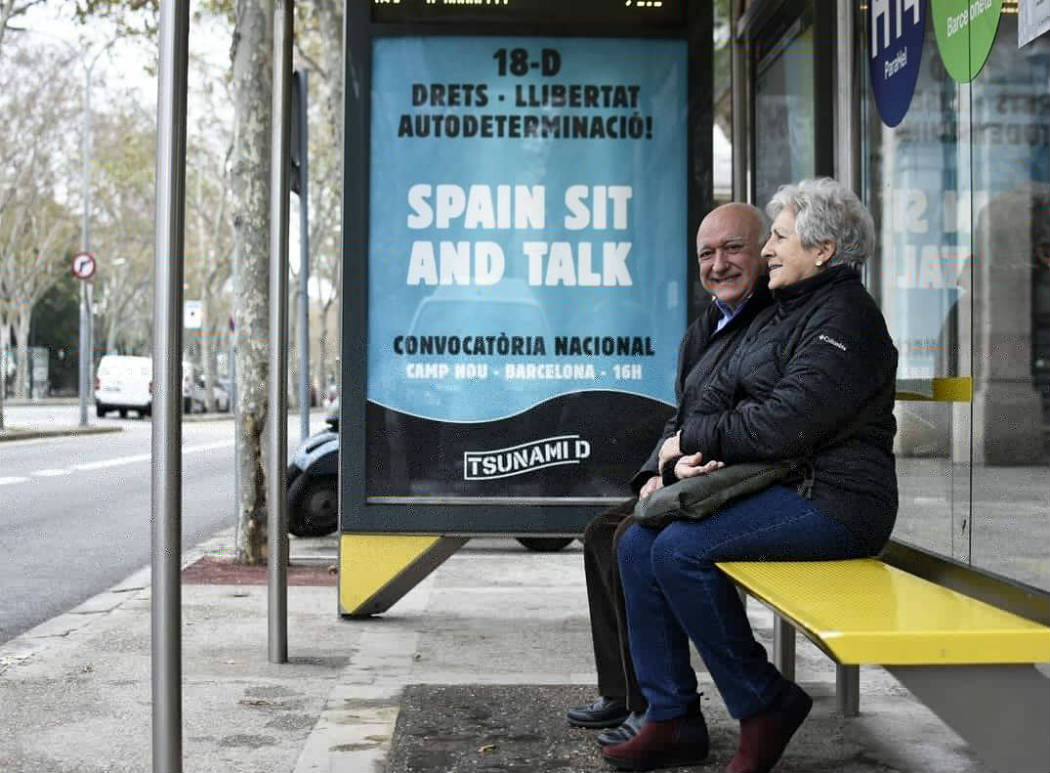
[713,294,752,334]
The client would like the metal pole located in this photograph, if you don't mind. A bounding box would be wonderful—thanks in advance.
[231,323,240,536]
[297,70,311,443]
[87,282,94,404]
[0,331,6,430]
[835,0,861,193]
[268,0,293,664]
[730,0,749,203]
[151,1,190,770]
[79,282,89,425]
[85,63,96,411]
[79,64,91,426]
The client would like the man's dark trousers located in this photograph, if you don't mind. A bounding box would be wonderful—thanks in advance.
[583,498,646,713]
[580,279,774,716]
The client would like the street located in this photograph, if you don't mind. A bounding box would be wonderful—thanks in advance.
[0,405,324,644]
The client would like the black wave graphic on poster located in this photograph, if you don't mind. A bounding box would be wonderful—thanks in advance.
[367,392,673,498]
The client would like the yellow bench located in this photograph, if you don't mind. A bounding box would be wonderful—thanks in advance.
[717,549,1050,773]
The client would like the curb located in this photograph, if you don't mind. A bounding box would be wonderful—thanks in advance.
[2,398,79,406]
[0,425,123,443]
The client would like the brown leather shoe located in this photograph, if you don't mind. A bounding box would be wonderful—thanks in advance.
[601,711,709,771]
[727,682,812,773]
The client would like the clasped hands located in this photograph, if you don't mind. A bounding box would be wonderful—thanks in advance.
[662,430,725,478]
[640,431,724,499]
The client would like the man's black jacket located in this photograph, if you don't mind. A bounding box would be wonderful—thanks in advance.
[630,280,773,492]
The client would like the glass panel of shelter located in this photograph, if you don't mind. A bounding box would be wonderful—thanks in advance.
[967,13,1050,591]
[754,15,817,207]
[860,5,973,566]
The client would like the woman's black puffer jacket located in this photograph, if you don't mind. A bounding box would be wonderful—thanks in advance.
[679,264,899,553]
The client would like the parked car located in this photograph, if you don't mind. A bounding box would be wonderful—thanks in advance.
[95,355,152,418]
[189,374,229,413]
[183,366,207,414]
[285,403,573,551]
[96,356,207,418]
[215,378,233,412]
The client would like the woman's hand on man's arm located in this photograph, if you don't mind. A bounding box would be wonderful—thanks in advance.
[674,453,724,479]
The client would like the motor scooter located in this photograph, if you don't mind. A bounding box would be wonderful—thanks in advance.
[288,403,575,550]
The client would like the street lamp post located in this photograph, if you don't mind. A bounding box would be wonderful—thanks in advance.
[77,43,113,426]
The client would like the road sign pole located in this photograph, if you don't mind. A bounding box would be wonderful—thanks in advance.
[152,1,190,770]
[87,281,94,402]
[268,0,293,665]
[79,281,89,425]
[72,253,97,423]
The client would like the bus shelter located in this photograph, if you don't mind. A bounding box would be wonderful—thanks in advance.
[338,0,716,616]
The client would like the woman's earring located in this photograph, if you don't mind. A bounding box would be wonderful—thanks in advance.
[815,260,824,267]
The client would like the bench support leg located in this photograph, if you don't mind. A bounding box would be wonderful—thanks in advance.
[887,665,1050,773]
[773,616,795,681]
[836,665,859,717]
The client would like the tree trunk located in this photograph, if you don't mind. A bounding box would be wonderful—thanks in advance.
[231,0,273,565]
[318,297,330,391]
[311,0,343,402]
[14,307,30,399]
[318,258,340,392]
[0,318,8,429]
[288,277,299,410]
[106,311,120,354]
[201,289,216,412]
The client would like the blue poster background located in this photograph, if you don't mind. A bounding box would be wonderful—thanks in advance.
[368,37,688,423]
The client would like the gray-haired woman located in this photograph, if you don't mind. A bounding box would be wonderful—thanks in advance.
[604,178,898,773]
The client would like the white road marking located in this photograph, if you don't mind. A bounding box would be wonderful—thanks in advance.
[6,441,239,478]
[72,454,151,471]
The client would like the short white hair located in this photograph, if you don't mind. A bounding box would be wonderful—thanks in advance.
[765,178,875,270]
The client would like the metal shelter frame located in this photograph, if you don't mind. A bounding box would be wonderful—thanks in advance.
[148,1,1049,770]
[152,0,296,768]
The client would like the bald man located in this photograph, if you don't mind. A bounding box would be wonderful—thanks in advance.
[567,203,772,746]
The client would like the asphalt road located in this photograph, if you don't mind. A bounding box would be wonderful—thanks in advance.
[0,405,324,645]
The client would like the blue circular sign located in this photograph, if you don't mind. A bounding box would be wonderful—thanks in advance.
[868,0,927,128]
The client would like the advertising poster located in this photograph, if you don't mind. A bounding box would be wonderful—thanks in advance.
[367,37,688,499]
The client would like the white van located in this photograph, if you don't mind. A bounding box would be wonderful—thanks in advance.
[95,355,152,418]
[95,356,201,418]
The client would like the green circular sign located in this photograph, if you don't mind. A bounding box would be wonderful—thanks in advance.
[930,0,1003,82]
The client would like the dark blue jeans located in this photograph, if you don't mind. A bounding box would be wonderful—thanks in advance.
[617,484,868,721]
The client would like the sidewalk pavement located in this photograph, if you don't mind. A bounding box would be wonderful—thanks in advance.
[0,531,987,773]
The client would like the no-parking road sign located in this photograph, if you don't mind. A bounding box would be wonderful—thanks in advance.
[71,251,97,281]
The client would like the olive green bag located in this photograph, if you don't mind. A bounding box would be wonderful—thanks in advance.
[632,459,801,530]
[633,381,894,530]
